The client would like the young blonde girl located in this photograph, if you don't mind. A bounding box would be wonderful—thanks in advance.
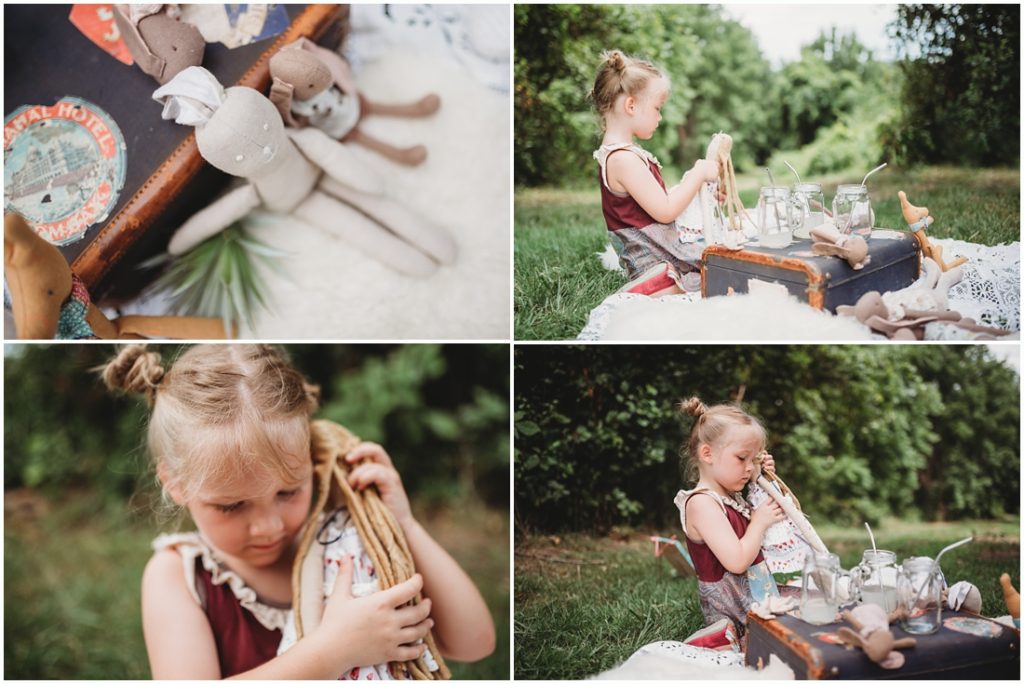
[103,344,494,679]
[591,50,721,296]
[673,397,787,646]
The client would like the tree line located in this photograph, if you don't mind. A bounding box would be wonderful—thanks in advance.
[514,4,1019,186]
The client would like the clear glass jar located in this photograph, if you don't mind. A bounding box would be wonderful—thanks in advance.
[898,556,943,634]
[757,186,794,248]
[791,182,826,239]
[850,549,900,613]
[801,552,847,625]
[832,184,873,234]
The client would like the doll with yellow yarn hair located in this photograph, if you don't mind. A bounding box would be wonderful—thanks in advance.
[103,344,494,679]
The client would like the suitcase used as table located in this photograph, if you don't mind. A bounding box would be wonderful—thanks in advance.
[701,232,921,313]
[746,608,1020,679]
[4,4,347,300]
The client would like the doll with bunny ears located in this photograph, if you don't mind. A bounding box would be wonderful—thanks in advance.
[269,38,441,167]
[152,66,455,275]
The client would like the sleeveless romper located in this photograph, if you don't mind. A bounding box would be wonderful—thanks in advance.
[594,143,703,282]
[673,487,783,638]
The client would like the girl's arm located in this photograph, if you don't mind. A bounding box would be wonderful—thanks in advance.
[143,549,432,679]
[347,443,497,662]
[686,494,784,575]
[607,152,719,224]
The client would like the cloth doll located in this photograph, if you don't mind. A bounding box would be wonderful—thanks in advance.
[113,4,205,84]
[269,38,440,166]
[836,605,916,670]
[152,66,455,276]
[898,190,968,272]
[4,212,228,339]
[810,224,870,270]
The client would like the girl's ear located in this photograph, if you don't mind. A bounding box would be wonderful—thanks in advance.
[623,95,636,115]
[157,462,186,506]
[698,443,714,464]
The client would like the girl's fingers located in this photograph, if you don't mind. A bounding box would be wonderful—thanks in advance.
[393,643,429,662]
[327,556,354,601]
[347,463,396,490]
[345,442,394,468]
[397,618,434,644]
[377,574,423,608]
[396,597,432,627]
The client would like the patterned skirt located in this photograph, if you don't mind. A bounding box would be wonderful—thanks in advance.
[610,222,703,281]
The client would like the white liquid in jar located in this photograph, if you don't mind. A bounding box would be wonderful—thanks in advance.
[801,598,837,625]
[860,585,899,611]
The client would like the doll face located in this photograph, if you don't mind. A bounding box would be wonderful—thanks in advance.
[270,49,332,101]
[196,87,287,179]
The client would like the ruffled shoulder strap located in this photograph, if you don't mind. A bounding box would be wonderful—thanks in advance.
[674,487,727,540]
[152,532,290,632]
[593,143,662,190]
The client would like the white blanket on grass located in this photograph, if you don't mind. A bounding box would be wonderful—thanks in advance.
[593,641,794,680]
[580,238,1019,341]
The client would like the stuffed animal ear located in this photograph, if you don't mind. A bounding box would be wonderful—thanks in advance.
[836,626,866,650]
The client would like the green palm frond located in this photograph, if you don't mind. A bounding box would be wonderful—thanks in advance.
[146,222,287,332]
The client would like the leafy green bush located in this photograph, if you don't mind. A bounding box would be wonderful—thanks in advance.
[515,346,1019,533]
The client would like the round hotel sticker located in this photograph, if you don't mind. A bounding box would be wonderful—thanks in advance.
[4,97,126,245]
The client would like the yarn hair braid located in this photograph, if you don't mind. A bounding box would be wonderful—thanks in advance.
[292,420,450,680]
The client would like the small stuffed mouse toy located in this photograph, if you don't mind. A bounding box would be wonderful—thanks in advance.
[269,38,440,166]
[113,4,205,85]
[836,604,916,669]
[153,66,455,276]
[898,190,968,272]
[810,223,870,270]
[4,212,229,339]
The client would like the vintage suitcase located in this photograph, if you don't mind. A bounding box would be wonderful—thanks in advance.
[702,232,921,312]
[746,609,1020,679]
[4,4,347,300]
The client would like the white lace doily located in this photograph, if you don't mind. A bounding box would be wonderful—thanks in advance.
[933,238,1020,332]
[578,292,702,341]
[594,640,796,680]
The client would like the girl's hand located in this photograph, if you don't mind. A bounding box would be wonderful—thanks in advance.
[693,159,720,182]
[319,557,434,668]
[761,451,776,476]
[751,498,785,531]
[346,443,413,526]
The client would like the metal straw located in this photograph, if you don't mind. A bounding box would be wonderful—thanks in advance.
[764,167,776,185]
[763,168,783,233]
[784,161,802,185]
[860,162,887,187]
[908,536,973,610]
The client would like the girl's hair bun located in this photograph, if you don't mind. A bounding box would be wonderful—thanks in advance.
[602,49,627,72]
[679,396,707,418]
[102,344,165,404]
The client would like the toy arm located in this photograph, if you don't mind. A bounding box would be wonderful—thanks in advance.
[168,184,261,256]
[287,127,385,195]
[270,77,307,128]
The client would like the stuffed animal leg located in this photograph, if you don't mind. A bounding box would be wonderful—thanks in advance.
[293,191,440,277]
[167,184,261,256]
[898,190,967,271]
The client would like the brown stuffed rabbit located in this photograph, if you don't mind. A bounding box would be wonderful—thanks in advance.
[269,38,440,166]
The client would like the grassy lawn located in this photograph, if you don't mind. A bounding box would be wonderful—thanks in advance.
[4,489,509,680]
[514,518,1020,679]
[514,166,1020,340]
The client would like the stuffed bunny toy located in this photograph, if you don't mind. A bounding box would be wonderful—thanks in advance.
[810,223,870,270]
[4,212,228,339]
[113,4,205,85]
[836,604,916,669]
[269,38,440,166]
[152,66,455,276]
[898,190,968,272]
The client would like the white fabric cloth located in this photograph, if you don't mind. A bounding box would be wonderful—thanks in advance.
[291,87,361,139]
[153,66,227,126]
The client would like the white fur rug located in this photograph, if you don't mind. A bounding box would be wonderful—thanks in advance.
[241,49,509,339]
[593,641,794,680]
[580,287,876,341]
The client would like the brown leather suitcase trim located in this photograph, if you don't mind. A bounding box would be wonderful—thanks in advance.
[71,4,346,290]
[701,244,829,309]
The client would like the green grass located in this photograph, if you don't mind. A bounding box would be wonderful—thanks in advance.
[4,489,509,680]
[514,519,1020,679]
[514,166,1020,340]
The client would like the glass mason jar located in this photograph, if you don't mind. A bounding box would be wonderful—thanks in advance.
[757,186,794,248]
[850,549,900,613]
[790,182,827,239]
[832,184,873,234]
[898,556,943,634]
[801,552,846,625]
